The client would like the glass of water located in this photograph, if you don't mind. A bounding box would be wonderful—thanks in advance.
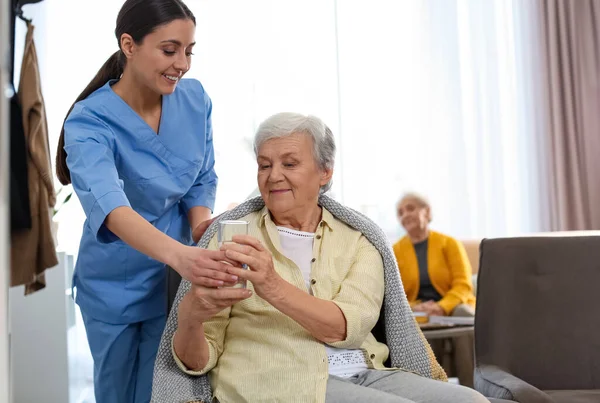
[218,220,249,289]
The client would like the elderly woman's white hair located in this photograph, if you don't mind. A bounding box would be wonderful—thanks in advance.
[253,112,336,193]
[398,192,432,222]
[398,192,431,209]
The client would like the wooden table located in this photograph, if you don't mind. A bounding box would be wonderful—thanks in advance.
[420,325,474,340]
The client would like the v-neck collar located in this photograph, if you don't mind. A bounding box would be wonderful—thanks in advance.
[106,80,167,136]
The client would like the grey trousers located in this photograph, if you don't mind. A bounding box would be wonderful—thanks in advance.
[325,369,489,403]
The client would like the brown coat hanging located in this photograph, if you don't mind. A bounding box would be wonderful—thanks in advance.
[11,22,58,294]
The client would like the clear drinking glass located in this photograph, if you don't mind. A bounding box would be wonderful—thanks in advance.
[217,220,249,288]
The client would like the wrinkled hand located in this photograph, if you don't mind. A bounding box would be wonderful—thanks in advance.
[172,245,241,287]
[192,216,220,244]
[220,235,284,302]
[180,283,252,324]
[417,300,445,316]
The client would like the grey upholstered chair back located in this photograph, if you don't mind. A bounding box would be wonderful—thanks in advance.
[166,268,182,315]
[475,236,600,391]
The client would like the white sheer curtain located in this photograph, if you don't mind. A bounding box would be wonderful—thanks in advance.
[39,0,544,254]
[336,0,545,240]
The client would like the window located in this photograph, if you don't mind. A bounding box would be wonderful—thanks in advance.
[41,0,543,255]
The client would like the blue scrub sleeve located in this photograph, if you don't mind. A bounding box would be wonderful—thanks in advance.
[181,92,218,213]
[64,107,131,243]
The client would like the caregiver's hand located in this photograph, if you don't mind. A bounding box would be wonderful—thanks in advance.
[171,246,240,288]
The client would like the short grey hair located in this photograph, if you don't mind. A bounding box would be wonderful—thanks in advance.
[253,112,336,193]
[398,192,431,210]
[398,192,432,222]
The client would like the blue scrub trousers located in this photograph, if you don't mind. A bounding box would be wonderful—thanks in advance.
[82,313,166,403]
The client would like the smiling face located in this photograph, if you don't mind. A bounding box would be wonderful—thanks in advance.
[257,133,333,217]
[120,18,196,95]
[397,196,431,235]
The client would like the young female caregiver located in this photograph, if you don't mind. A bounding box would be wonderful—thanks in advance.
[55,1,243,401]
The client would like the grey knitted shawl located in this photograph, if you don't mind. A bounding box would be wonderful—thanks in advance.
[151,195,446,403]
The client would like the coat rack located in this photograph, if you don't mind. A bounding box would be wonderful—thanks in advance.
[14,0,43,22]
[15,7,31,23]
[10,0,44,85]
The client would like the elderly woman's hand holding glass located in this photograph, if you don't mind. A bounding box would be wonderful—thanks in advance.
[172,113,487,403]
[221,233,348,344]
[220,235,283,299]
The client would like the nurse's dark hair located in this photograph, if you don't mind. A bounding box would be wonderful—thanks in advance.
[56,0,195,185]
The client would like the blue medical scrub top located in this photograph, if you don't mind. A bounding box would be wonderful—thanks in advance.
[64,78,217,324]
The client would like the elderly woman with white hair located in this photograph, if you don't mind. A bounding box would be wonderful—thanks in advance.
[393,193,477,386]
[171,113,487,402]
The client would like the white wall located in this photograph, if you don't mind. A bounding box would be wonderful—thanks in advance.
[0,0,12,400]
[9,254,71,403]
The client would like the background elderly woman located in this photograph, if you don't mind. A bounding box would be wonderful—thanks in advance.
[393,192,476,386]
[172,113,487,402]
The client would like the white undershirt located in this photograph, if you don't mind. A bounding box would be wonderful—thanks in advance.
[277,227,314,291]
[276,226,368,378]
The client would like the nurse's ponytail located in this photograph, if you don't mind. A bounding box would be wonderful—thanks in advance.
[56,51,124,185]
[55,0,196,185]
